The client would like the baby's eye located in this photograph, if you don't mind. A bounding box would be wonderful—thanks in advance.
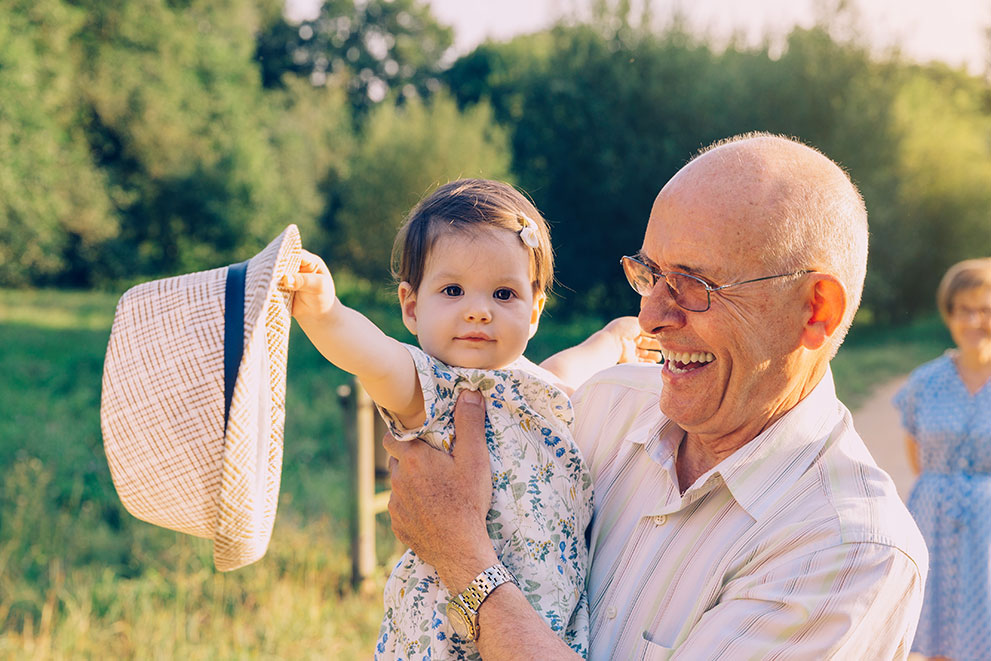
[493,288,516,301]
[442,285,463,297]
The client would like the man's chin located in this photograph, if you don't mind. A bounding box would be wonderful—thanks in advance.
[658,398,711,431]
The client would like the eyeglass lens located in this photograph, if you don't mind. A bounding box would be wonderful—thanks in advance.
[622,257,710,312]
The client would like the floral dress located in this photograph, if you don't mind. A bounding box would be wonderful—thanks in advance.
[894,352,991,661]
[374,345,593,661]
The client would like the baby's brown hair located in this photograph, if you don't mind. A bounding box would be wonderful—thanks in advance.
[391,179,553,295]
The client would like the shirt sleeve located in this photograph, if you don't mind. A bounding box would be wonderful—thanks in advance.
[892,375,918,436]
[375,344,449,447]
[664,542,925,660]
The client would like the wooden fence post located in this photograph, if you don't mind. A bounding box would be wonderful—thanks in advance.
[342,379,392,592]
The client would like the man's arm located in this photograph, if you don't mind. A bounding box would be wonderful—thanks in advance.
[283,250,423,425]
[540,317,660,395]
[383,390,580,660]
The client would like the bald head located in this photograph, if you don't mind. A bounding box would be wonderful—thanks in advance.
[668,133,868,354]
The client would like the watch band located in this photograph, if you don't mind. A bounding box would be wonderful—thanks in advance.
[448,563,518,641]
[459,563,517,612]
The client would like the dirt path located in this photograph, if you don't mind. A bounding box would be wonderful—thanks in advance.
[851,376,914,501]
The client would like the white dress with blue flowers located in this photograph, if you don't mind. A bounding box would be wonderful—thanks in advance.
[894,352,991,661]
[374,344,593,661]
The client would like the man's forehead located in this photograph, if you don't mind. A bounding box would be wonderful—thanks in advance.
[637,241,731,282]
[641,213,774,284]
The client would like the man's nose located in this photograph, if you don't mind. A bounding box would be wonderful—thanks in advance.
[638,281,684,334]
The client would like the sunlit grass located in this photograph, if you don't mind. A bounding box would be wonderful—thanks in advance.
[0,289,121,331]
[0,458,385,659]
[0,287,397,658]
[832,315,950,408]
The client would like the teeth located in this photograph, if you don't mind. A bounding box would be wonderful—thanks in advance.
[660,349,715,365]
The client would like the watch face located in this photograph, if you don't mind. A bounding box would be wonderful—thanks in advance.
[446,600,471,639]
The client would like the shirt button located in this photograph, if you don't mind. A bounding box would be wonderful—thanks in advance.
[606,606,618,619]
[653,515,668,526]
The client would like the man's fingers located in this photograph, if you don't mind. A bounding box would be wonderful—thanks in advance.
[451,389,487,464]
[382,431,405,459]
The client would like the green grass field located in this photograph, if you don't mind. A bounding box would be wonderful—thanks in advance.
[0,288,950,658]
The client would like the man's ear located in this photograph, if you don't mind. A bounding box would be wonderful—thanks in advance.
[528,292,546,339]
[398,282,418,336]
[800,274,846,350]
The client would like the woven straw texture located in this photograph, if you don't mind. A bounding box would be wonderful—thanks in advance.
[101,225,301,571]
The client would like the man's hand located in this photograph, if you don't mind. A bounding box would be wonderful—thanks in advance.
[279,248,338,320]
[383,389,499,593]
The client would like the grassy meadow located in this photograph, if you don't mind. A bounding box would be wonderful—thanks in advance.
[0,287,950,658]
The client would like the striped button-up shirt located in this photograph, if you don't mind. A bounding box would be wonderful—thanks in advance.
[571,364,928,660]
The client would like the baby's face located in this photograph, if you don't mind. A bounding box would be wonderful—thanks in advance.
[399,227,545,370]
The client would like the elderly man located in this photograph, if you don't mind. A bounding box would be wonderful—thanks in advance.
[384,133,928,659]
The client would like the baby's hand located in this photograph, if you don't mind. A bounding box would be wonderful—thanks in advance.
[280,249,338,320]
[603,317,662,364]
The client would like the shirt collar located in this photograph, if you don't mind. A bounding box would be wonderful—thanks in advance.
[627,369,844,520]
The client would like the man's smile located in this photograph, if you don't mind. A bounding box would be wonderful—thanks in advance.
[659,346,716,374]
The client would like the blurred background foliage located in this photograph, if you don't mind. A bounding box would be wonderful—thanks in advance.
[1,0,989,320]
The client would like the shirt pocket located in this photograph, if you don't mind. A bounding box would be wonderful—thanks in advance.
[639,630,674,660]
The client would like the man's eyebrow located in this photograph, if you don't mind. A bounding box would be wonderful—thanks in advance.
[635,250,710,278]
[634,250,659,268]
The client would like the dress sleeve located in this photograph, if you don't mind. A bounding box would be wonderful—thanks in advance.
[892,374,919,436]
[375,344,451,448]
[660,542,925,660]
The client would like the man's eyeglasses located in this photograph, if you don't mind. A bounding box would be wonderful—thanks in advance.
[620,255,815,313]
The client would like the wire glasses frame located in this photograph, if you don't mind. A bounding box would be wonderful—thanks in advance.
[620,255,815,312]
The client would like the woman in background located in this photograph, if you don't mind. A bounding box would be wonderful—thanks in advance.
[895,257,991,661]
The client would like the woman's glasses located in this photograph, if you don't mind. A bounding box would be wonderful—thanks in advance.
[620,255,814,312]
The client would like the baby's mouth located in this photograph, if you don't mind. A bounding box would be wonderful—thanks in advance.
[660,348,715,374]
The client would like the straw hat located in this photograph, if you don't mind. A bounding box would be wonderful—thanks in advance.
[101,225,301,571]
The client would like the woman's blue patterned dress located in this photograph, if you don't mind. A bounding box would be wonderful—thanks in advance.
[894,352,991,661]
[373,345,593,661]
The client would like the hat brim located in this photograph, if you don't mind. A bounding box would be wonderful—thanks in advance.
[101,225,301,572]
[213,225,300,571]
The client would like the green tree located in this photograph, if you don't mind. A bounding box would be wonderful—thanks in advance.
[879,65,991,320]
[255,0,453,115]
[74,0,351,280]
[321,92,512,285]
[0,0,116,286]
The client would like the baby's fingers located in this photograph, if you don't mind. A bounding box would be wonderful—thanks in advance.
[280,272,327,293]
[281,249,333,291]
[298,249,330,274]
[636,333,661,351]
[636,333,663,363]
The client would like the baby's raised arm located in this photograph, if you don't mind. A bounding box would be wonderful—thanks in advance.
[540,317,661,394]
[282,249,425,427]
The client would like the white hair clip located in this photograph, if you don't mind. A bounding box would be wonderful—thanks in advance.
[518,213,540,249]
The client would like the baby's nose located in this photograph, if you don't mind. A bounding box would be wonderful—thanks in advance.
[464,300,492,323]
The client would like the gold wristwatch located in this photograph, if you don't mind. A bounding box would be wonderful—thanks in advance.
[446,563,518,642]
